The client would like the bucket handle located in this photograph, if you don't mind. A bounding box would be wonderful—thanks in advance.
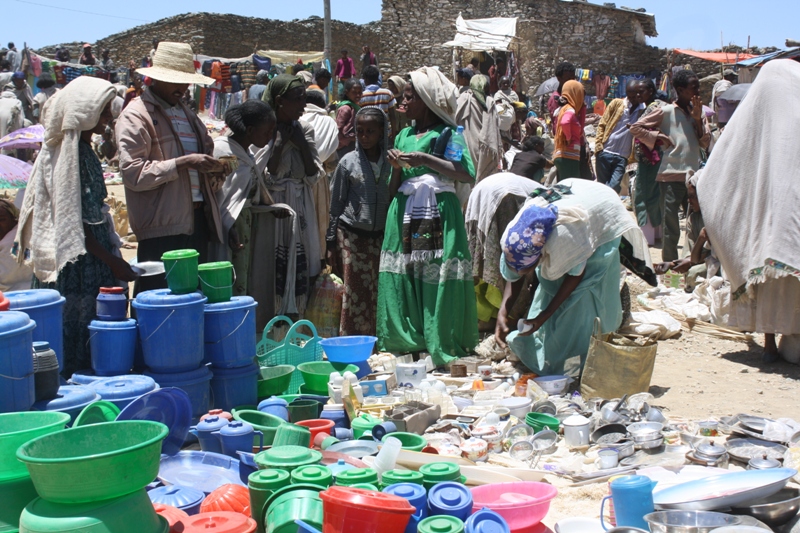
[163,259,178,281]
[199,266,237,291]
[141,309,176,342]
[206,309,251,345]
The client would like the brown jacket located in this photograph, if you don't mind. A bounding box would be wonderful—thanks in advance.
[116,89,223,242]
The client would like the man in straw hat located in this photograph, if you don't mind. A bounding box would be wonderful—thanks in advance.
[117,41,225,294]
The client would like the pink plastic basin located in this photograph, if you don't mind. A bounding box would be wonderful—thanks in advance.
[470,482,558,532]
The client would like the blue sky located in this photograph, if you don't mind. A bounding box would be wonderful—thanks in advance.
[5,0,795,52]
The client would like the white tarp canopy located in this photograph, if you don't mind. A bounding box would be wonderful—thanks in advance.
[441,14,518,51]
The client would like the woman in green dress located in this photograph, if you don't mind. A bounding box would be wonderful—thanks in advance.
[377,67,479,367]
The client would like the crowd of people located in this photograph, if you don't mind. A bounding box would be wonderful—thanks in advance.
[3,37,799,377]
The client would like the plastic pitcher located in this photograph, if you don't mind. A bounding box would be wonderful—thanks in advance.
[600,475,656,531]
[213,420,264,458]
[188,415,228,454]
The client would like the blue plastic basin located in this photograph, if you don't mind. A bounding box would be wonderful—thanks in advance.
[318,336,377,364]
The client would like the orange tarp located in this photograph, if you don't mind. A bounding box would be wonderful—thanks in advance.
[673,49,757,64]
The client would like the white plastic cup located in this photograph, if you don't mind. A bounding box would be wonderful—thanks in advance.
[374,436,402,478]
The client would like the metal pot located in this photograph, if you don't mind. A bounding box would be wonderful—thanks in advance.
[644,511,741,533]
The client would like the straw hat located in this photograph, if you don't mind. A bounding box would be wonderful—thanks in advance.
[137,42,215,86]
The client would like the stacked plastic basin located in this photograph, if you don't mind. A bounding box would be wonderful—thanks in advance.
[5,289,65,372]
[134,289,211,422]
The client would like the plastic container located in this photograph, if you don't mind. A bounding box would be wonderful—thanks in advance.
[180,511,257,533]
[383,432,427,452]
[395,362,428,388]
[249,469,291,533]
[351,414,382,439]
[6,289,65,370]
[0,411,70,481]
[0,290,9,311]
[161,249,199,295]
[0,310,36,413]
[232,409,285,447]
[211,362,259,412]
[444,125,467,162]
[296,419,335,447]
[420,463,462,491]
[497,397,532,420]
[320,404,348,429]
[381,471,425,490]
[96,286,128,321]
[154,503,190,532]
[33,341,60,402]
[190,415,230,454]
[202,409,233,422]
[418,516,465,533]
[288,399,323,423]
[198,261,235,303]
[254,445,322,473]
[320,486,416,533]
[428,482,473,520]
[318,336,377,364]
[525,412,560,432]
[149,484,206,515]
[257,366,295,399]
[89,318,138,376]
[334,468,379,487]
[464,508,510,533]
[383,482,429,533]
[200,483,252,516]
[31,384,101,424]
[146,365,213,421]
[258,397,290,421]
[373,436,402,477]
[132,289,207,373]
[88,374,158,410]
[291,465,333,488]
[298,361,359,393]
[70,370,103,385]
[469,482,558,531]
[0,473,38,531]
[273,423,312,448]
[265,485,323,533]
[16,420,169,504]
[204,296,257,368]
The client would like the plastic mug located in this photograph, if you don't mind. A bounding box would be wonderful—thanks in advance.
[597,449,619,469]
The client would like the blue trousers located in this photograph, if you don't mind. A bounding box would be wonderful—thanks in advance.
[595,151,628,192]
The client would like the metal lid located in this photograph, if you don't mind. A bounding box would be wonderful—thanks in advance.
[748,455,781,469]
[696,443,727,458]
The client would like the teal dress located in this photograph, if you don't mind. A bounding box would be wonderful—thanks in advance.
[376,125,479,366]
[504,238,623,376]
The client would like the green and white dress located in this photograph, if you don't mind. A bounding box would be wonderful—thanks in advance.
[376,125,479,366]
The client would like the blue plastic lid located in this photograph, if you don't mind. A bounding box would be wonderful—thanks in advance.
[195,415,229,432]
[5,289,65,309]
[204,296,257,313]
[33,341,51,352]
[132,289,207,307]
[158,450,246,493]
[428,482,473,512]
[116,387,192,456]
[88,318,137,330]
[145,365,213,386]
[70,370,101,385]
[383,482,427,505]
[88,375,157,400]
[148,484,205,510]
[210,362,259,378]
[465,508,510,533]
[0,310,35,335]
[32,385,100,411]
[258,397,288,409]
[219,420,254,437]
[611,474,654,490]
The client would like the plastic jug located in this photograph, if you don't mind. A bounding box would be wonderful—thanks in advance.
[212,420,264,458]
[600,475,657,531]
[188,415,229,454]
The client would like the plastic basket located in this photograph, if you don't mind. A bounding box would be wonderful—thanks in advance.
[257,315,323,394]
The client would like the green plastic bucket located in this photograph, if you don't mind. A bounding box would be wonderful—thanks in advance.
[232,409,286,447]
[161,249,199,295]
[382,432,426,452]
[198,261,234,303]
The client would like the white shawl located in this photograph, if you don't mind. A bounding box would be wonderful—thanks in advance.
[17,77,116,282]
[301,105,339,164]
[213,136,259,236]
[409,67,458,128]
[697,59,800,301]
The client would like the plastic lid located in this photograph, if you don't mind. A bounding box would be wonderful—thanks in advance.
[326,459,357,476]
[6,289,65,309]
[350,414,381,429]
[161,249,199,260]
[154,503,190,529]
[320,486,415,514]
[562,414,590,426]
[148,484,205,510]
[195,415,229,432]
[455,126,464,134]
[382,470,425,486]
[0,310,34,335]
[611,475,655,490]
[88,375,157,400]
[179,511,257,533]
[248,468,290,490]
[204,296,257,313]
[418,516,465,533]
[33,341,51,352]
[198,261,232,271]
[32,385,100,411]
[429,482,472,510]
[219,421,254,437]
[335,468,379,486]
[464,508,510,533]
[322,404,344,411]
[383,482,427,502]
[0,290,8,311]
[258,397,289,410]
[145,365,213,385]
[88,318,137,330]
[291,465,333,487]
[350,483,379,491]
[133,289,206,307]
[255,445,322,469]
[99,287,125,294]
[420,462,461,482]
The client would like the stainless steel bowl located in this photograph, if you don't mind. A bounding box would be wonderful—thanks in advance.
[628,422,664,434]
[647,407,668,424]
[638,435,665,450]
[644,511,741,533]
[730,487,800,527]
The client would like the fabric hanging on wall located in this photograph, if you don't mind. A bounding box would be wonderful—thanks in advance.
[253,54,271,72]
[237,60,257,89]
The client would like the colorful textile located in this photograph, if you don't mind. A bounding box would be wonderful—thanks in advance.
[359,85,396,113]
[553,81,585,161]
[161,101,203,202]
[399,174,453,264]
[501,203,558,273]
[334,225,382,336]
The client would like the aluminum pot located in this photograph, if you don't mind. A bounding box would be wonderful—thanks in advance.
[644,511,741,533]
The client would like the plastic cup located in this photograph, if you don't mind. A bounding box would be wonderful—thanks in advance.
[373,436,402,477]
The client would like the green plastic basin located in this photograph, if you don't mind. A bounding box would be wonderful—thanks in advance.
[0,412,71,482]
[0,473,38,530]
[233,409,286,446]
[257,365,295,399]
[16,420,168,504]
[296,362,358,393]
[382,432,427,452]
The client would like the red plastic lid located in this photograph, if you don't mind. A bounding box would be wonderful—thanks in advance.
[99,286,125,294]
[201,409,233,422]
[320,486,415,514]
[199,484,251,516]
[180,512,257,533]
[0,291,9,311]
[153,503,189,533]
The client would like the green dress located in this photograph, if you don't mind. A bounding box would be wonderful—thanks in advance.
[376,125,479,366]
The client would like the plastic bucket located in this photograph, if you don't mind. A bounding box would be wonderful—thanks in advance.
[320,486,416,533]
[161,249,199,295]
[0,311,37,413]
[89,319,138,376]
[295,419,335,448]
[6,289,65,370]
[0,412,71,481]
[198,261,234,304]
[145,366,213,420]
[132,289,207,373]
[288,400,322,423]
[273,424,312,448]
[233,409,285,447]
[265,485,323,533]
[210,362,259,412]
[204,297,258,369]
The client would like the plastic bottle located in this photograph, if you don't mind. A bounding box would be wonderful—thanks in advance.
[444,126,467,162]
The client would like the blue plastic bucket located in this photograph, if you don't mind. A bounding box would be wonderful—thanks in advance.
[0,311,36,413]
[204,297,257,369]
[87,375,158,410]
[145,366,213,420]
[31,385,101,424]
[132,289,207,373]
[6,289,65,370]
[88,319,138,376]
[210,362,259,412]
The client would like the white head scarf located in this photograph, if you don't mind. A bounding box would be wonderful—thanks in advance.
[409,66,458,128]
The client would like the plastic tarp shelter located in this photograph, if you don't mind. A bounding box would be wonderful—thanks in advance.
[673,49,756,64]
[255,50,325,64]
[441,14,518,51]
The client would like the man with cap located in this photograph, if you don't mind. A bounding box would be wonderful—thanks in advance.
[79,44,96,66]
[116,41,225,294]
[711,69,738,127]
[8,72,33,123]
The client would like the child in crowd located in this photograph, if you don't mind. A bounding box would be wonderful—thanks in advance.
[509,136,551,183]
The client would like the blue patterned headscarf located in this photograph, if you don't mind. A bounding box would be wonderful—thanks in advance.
[502,203,559,272]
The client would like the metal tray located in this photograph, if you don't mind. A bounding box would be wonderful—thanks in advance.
[726,438,787,463]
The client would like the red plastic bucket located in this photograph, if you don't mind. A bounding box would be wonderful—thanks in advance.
[320,486,415,533]
[296,419,335,448]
